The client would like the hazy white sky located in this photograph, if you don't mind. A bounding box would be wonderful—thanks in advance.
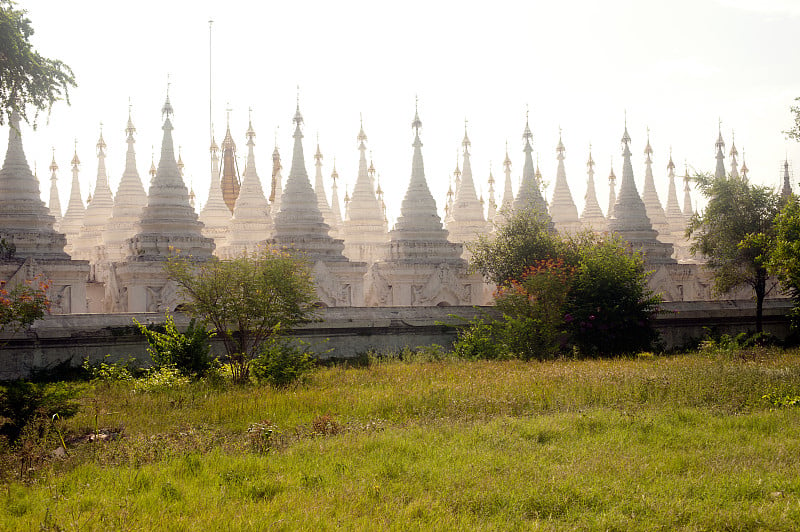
[10,0,800,225]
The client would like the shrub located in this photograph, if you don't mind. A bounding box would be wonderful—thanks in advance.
[132,366,190,394]
[166,247,318,384]
[82,355,136,384]
[134,313,213,376]
[0,276,50,338]
[251,336,316,388]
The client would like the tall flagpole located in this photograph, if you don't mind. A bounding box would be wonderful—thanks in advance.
[209,18,214,176]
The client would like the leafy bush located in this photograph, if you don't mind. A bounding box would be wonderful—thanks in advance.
[251,337,316,388]
[82,356,136,384]
[134,313,213,376]
[166,247,318,384]
[463,212,662,359]
[132,366,190,394]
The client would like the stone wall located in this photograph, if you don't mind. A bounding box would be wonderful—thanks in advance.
[0,300,792,380]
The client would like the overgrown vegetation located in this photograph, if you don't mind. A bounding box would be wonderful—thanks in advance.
[165,247,317,384]
[464,211,661,358]
[687,171,782,332]
[0,276,49,338]
[134,313,213,376]
[2,349,800,529]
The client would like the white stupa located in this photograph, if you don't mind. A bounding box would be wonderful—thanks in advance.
[217,115,273,259]
[340,119,388,265]
[580,147,606,231]
[548,131,581,234]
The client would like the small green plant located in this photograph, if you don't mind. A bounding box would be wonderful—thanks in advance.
[251,334,316,388]
[82,355,135,384]
[132,366,190,394]
[247,421,278,453]
[762,391,800,407]
[134,313,214,376]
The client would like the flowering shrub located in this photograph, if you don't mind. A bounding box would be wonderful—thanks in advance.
[0,277,50,337]
[459,219,662,359]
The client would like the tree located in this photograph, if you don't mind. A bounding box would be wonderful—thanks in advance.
[786,97,800,142]
[165,247,318,384]
[686,173,782,332]
[468,207,562,286]
[0,0,76,126]
[457,210,661,358]
[769,195,800,324]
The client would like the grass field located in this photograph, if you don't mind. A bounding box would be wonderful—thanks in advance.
[2,348,800,530]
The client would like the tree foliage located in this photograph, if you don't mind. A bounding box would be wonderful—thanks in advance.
[468,208,562,286]
[769,195,800,324]
[686,172,781,332]
[458,211,661,358]
[165,248,318,384]
[134,313,214,376]
[0,0,76,126]
[786,97,800,142]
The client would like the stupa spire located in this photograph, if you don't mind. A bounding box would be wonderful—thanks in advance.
[740,150,749,180]
[608,121,675,264]
[0,110,69,259]
[219,114,273,258]
[513,110,551,223]
[447,119,486,255]
[486,163,497,222]
[126,91,214,261]
[61,140,86,253]
[549,128,580,233]
[729,131,740,179]
[104,105,149,261]
[640,127,668,234]
[313,134,336,232]
[271,98,349,262]
[73,124,116,260]
[330,161,342,226]
[580,145,605,230]
[389,100,456,253]
[782,157,792,200]
[664,149,686,234]
[48,148,62,228]
[494,140,515,226]
[220,107,240,212]
[608,158,617,217]
[715,119,727,179]
[341,117,387,263]
[199,126,231,245]
[682,161,694,222]
[270,139,283,213]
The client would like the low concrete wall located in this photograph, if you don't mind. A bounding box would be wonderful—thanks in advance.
[0,300,793,380]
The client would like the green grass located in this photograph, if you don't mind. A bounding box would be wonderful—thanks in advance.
[3,349,800,530]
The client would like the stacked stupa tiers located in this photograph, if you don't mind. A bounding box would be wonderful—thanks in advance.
[73,128,115,263]
[217,116,273,259]
[580,147,606,231]
[268,101,366,307]
[606,123,675,265]
[60,145,85,255]
[0,112,89,313]
[513,115,555,231]
[113,94,215,312]
[492,144,515,228]
[47,151,63,231]
[640,132,669,236]
[548,132,581,234]
[313,140,338,238]
[340,120,388,265]
[199,134,232,251]
[103,108,148,262]
[365,104,486,306]
[445,123,487,259]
